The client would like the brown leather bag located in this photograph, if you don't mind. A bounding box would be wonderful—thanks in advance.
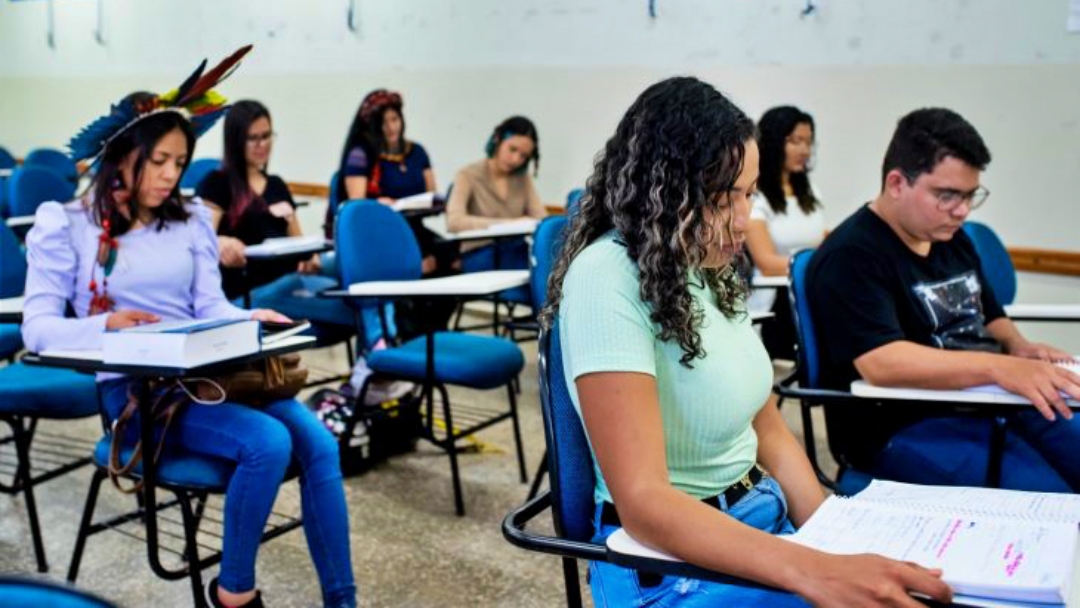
[106,354,308,493]
[198,353,309,407]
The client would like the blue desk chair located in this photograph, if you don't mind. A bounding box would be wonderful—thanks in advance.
[963,221,1016,306]
[776,248,1023,495]
[337,201,528,515]
[0,146,16,219]
[180,158,220,193]
[8,166,76,219]
[565,188,584,215]
[24,148,79,187]
[0,222,26,360]
[522,215,569,496]
[0,576,116,607]
[503,326,779,606]
[66,380,302,606]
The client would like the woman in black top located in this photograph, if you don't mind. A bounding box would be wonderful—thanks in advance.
[197,100,349,325]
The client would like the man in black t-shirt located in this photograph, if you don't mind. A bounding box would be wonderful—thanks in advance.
[807,108,1080,492]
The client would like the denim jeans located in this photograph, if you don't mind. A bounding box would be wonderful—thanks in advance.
[871,411,1080,492]
[101,379,357,607]
[241,271,394,349]
[589,476,809,607]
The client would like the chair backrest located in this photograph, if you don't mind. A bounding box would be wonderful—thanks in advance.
[0,576,116,607]
[8,166,76,218]
[529,215,569,308]
[335,200,422,286]
[539,325,597,542]
[180,158,221,192]
[788,248,821,389]
[0,147,16,170]
[565,188,585,215]
[0,222,27,299]
[962,221,1017,306]
[23,148,78,184]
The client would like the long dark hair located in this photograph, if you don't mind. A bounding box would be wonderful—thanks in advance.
[221,99,271,229]
[89,92,193,235]
[334,90,408,202]
[486,115,540,176]
[542,77,755,367]
[757,106,818,216]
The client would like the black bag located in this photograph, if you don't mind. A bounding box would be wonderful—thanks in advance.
[308,387,422,476]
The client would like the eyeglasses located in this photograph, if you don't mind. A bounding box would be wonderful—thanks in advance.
[929,185,990,212]
[246,131,276,146]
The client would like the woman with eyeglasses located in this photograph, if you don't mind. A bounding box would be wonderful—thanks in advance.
[744,106,827,360]
[198,100,350,326]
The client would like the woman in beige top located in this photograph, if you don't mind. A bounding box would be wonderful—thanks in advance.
[447,115,547,272]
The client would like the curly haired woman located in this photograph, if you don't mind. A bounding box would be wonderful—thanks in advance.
[542,77,952,607]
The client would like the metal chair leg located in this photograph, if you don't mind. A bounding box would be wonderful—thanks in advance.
[68,467,107,582]
[562,557,584,608]
[178,490,208,608]
[507,384,527,483]
[436,383,465,516]
[527,452,548,500]
[12,416,48,572]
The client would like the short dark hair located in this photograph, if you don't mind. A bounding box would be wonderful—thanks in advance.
[881,107,991,188]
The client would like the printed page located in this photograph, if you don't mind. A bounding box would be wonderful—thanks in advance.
[856,480,1080,524]
[789,498,1076,603]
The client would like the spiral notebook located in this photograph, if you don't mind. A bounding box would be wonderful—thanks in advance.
[787,480,1080,606]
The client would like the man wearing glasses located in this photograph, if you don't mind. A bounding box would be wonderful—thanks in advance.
[806,107,1080,492]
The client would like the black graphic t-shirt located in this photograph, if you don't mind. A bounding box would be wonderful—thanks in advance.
[805,205,1005,467]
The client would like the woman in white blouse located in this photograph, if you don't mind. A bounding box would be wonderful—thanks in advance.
[746,106,826,360]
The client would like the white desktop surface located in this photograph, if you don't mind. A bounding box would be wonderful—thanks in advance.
[245,235,330,258]
[608,528,1080,607]
[5,215,34,229]
[422,215,537,241]
[347,270,529,297]
[850,379,1080,407]
[751,275,788,289]
[1005,303,1080,320]
[0,296,23,316]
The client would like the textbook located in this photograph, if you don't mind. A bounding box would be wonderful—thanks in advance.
[103,318,260,368]
[244,235,329,258]
[787,480,1080,606]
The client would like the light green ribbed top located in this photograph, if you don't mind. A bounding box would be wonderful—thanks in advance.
[559,233,771,505]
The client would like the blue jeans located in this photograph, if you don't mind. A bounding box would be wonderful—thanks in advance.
[101,379,357,607]
[243,272,394,349]
[462,239,532,305]
[589,477,809,607]
[871,411,1080,492]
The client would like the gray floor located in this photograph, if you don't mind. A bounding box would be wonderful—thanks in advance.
[0,327,837,607]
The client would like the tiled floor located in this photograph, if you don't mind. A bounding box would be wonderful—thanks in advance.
[0,331,836,607]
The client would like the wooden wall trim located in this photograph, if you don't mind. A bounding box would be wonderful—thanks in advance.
[282,181,1080,279]
[1008,247,1080,278]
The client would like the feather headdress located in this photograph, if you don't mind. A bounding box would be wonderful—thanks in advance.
[68,45,253,163]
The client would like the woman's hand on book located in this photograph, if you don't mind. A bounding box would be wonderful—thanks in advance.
[106,310,161,330]
[219,236,247,268]
[797,553,951,607]
[251,309,292,324]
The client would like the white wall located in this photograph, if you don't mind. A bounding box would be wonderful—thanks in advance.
[2,0,1078,342]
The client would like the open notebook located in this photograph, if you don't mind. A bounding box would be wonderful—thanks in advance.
[787,480,1080,606]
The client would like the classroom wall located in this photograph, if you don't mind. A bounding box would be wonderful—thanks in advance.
[2,0,1078,345]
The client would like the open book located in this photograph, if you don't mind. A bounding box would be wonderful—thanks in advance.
[787,480,1080,606]
[390,191,437,212]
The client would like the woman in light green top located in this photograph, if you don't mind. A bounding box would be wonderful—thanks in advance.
[541,77,952,607]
